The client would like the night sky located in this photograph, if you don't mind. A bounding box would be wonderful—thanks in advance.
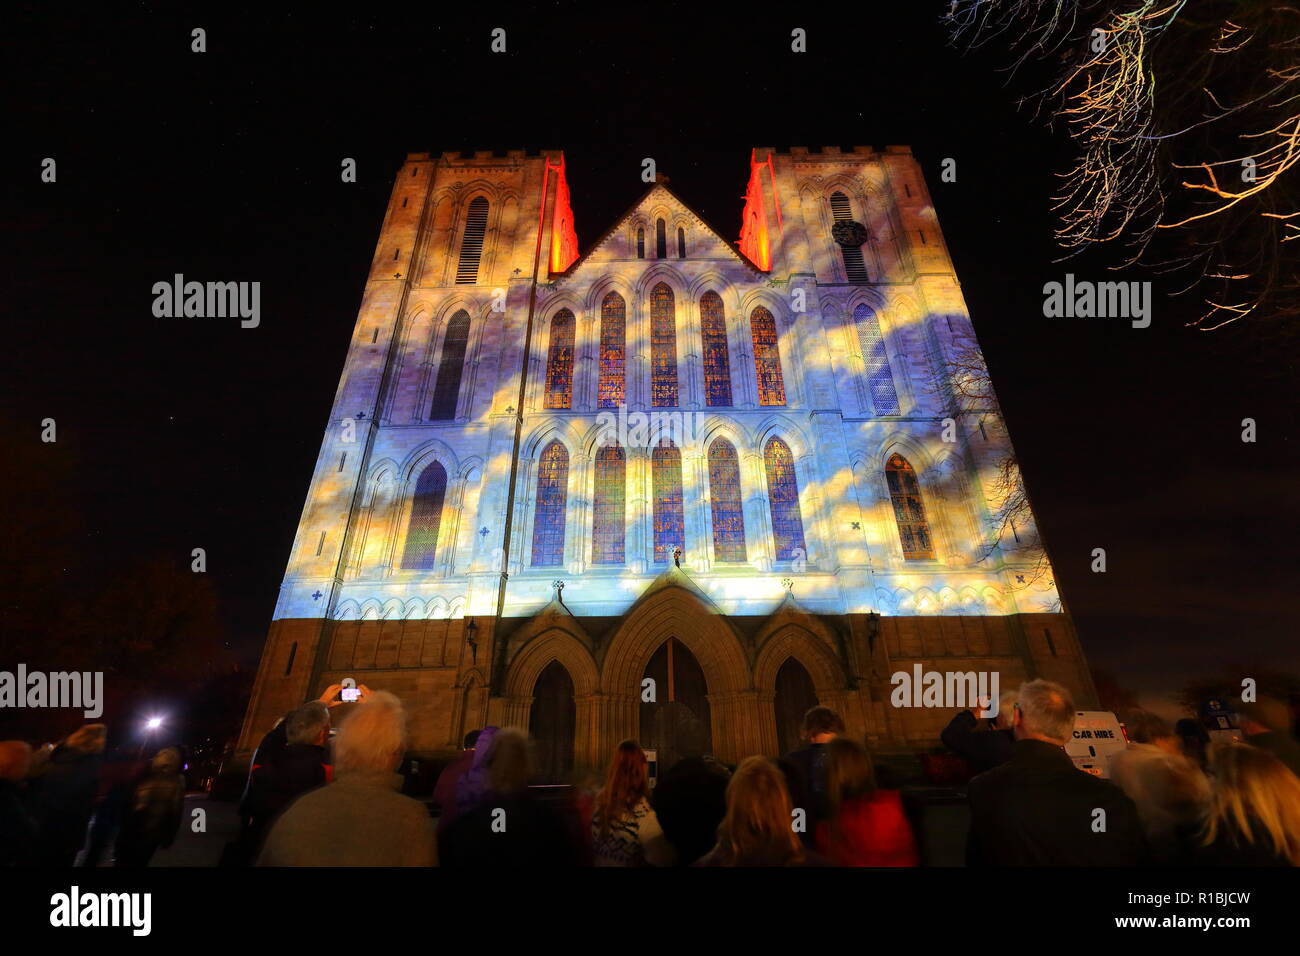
[7,3,1298,734]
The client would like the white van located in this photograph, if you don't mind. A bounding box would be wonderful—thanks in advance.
[1065,711,1128,778]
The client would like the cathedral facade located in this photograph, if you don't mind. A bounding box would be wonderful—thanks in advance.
[237,146,1096,778]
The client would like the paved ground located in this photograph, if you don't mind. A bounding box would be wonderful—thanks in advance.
[77,793,238,867]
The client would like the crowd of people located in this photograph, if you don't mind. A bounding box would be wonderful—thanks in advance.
[944,683,1300,866]
[3,677,1298,867]
[0,726,185,867]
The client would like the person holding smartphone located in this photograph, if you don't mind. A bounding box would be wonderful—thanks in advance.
[940,691,1017,775]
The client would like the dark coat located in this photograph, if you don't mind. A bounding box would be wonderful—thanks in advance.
[241,743,330,851]
[941,710,1015,774]
[31,746,102,866]
[1175,817,1292,867]
[439,791,583,867]
[0,780,37,867]
[650,757,729,866]
[966,738,1148,866]
[240,718,291,809]
[781,744,830,826]
[114,769,186,867]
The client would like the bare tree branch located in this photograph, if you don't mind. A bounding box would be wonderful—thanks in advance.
[945,1,1300,330]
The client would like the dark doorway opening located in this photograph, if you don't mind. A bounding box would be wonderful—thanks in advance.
[529,660,576,783]
[774,657,819,756]
[640,637,711,773]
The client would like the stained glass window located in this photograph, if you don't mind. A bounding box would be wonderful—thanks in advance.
[751,306,786,406]
[830,191,868,283]
[429,310,469,420]
[456,197,489,284]
[636,227,645,259]
[677,227,686,258]
[708,438,745,562]
[531,440,569,567]
[656,218,667,258]
[764,438,806,561]
[856,304,900,415]
[543,309,575,409]
[592,444,625,564]
[598,292,626,408]
[652,440,684,563]
[650,283,678,407]
[886,454,934,559]
[700,291,733,407]
[401,461,447,569]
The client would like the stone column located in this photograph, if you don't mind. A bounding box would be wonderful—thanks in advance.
[628,450,649,575]
[744,451,773,572]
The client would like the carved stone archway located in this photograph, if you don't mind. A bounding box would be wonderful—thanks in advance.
[498,626,601,769]
[753,624,851,755]
[600,579,754,763]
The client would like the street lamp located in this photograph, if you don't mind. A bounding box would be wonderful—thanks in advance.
[139,715,164,759]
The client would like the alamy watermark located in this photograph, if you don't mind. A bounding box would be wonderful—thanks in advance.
[0,665,103,718]
[1042,274,1150,328]
[594,403,705,450]
[50,886,151,936]
[152,274,260,328]
[890,665,1001,715]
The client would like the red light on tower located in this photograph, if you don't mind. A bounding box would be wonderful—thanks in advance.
[739,151,774,271]
[548,157,579,274]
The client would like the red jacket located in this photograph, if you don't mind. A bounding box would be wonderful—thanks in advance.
[815,789,919,866]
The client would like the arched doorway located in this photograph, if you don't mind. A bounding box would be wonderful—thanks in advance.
[640,637,711,772]
[529,660,575,783]
[774,657,819,756]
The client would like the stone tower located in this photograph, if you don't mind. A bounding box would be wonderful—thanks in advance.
[237,147,1096,777]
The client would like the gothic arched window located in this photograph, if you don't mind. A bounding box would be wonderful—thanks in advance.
[708,438,745,562]
[455,196,489,284]
[700,291,733,407]
[829,191,868,284]
[650,283,678,406]
[598,292,626,408]
[677,226,686,258]
[401,461,447,569]
[592,444,625,565]
[764,437,806,561]
[652,440,684,563]
[543,309,575,409]
[531,441,569,567]
[886,454,934,559]
[429,310,469,420]
[656,218,667,258]
[856,304,900,415]
[636,227,645,259]
[750,306,786,406]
